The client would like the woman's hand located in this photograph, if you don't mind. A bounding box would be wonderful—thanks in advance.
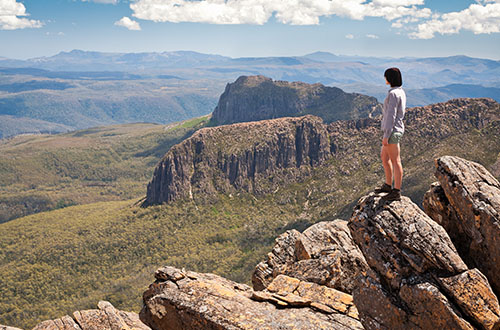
[382,138,389,146]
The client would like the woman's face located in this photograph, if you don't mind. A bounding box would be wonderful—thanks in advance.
[385,77,390,85]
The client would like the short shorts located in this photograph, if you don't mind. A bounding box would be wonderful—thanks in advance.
[388,131,403,144]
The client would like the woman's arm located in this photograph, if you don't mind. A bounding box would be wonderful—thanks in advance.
[382,92,398,140]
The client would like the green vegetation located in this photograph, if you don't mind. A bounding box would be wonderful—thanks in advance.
[1,117,498,328]
[0,116,210,223]
[0,194,308,328]
[1,97,499,328]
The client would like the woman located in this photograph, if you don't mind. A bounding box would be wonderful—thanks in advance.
[375,67,406,201]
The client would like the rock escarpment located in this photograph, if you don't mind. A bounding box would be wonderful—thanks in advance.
[349,193,500,329]
[423,156,500,296]
[140,266,363,330]
[348,156,500,330]
[211,75,381,125]
[145,115,331,205]
[146,97,500,206]
[252,220,369,293]
[4,301,150,330]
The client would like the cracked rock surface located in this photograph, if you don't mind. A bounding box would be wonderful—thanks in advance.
[30,301,150,330]
[349,192,500,330]
[424,155,500,296]
[140,266,362,330]
[252,219,369,293]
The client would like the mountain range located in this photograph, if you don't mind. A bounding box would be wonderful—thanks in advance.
[2,50,499,89]
[1,50,499,138]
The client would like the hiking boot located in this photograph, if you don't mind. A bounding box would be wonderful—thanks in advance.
[374,183,392,193]
[382,188,401,202]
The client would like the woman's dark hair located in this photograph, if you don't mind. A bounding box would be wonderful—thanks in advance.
[384,67,403,87]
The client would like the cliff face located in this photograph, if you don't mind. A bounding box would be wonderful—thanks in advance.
[211,75,381,125]
[145,115,331,205]
[146,97,500,207]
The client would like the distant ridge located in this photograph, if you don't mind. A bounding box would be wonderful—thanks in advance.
[1,50,499,138]
[211,75,381,125]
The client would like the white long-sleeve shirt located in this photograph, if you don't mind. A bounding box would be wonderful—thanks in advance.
[381,86,406,139]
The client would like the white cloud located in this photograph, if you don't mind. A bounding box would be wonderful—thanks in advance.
[0,0,42,30]
[82,0,118,4]
[127,0,500,39]
[410,2,500,39]
[130,0,432,25]
[114,16,141,30]
[366,33,379,38]
[345,33,354,39]
[371,0,423,7]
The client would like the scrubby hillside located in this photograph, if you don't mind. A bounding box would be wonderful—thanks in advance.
[0,116,209,223]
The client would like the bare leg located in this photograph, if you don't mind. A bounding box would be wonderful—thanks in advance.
[381,145,393,186]
[387,143,403,189]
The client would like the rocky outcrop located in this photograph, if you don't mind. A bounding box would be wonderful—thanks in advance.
[252,220,369,293]
[145,115,331,205]
[143,153,500,329]
[140,266,362,330]
[211,75,381,125]
[403,98,499,140]
[5,301,150,330]
[349,193,500,330]
[423,156,500,296]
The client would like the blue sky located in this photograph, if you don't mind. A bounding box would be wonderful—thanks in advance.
[0,0,499,60]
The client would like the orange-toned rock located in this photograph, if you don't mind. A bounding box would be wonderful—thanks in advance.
[252,220,369,294]
[349,193,500,330]
[258,274,359,318]
[140,266,363,330]
[424,156,500,296]
[437,269,500,330]
[32,316,81,330]
[30,301,149,330]
[1,326,24,330]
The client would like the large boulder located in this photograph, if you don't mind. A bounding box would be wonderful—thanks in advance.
[140,266,363,330]
[349,193,500,330]
[252,220,369,293]
[31,301,150,330]
[424,156,500,296]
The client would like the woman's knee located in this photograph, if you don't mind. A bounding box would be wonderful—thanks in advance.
[381,153,390,164]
